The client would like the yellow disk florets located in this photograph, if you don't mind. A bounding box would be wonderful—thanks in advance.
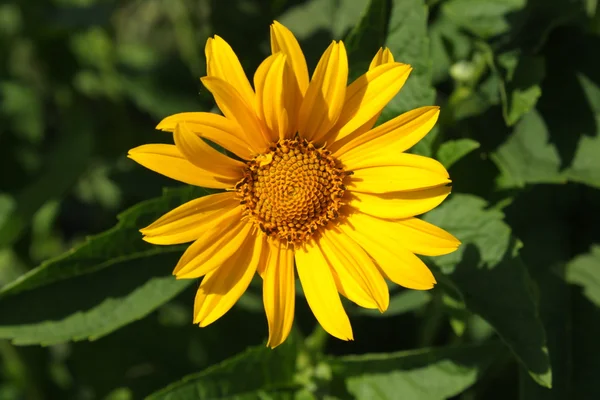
[236,138,348,245]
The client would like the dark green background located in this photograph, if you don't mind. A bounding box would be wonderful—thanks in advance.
[1,0,599,399]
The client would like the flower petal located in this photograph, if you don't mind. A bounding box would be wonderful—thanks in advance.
[342,151,449,178]
[320,228,389,312]
[340,216,437,290]
[205,35,255,109]
[394,217,461,256]
[270,21,309,95]
[141,193,239,245]
[128,144,236,189]
[173,208,250,279]
[348,164,450,194]
[254,53,289,141]
[332,106,440,157]
[263,241,296,348]
[297,41,348,143]
[156,112,254,160]
[174,122,244,180]
[270,21,308,134]
[326,62,412,144]
[193,231,263,327]
[369,47,395,70]
[295,240,353,341]
[329,47,397,145]
[346,185,452,219]
[348,211,459,259]
[201,76,270,152]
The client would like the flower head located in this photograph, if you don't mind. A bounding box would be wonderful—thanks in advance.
[128,21,460,347]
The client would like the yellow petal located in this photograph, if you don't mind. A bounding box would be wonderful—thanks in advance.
[201,76,270,152]
[193,231,263,327]
[263,241,296,348]
[342,150,449,175]
[297,41,348,143]
[320,228,389,312]
[174,122,244,180]
[347,211,458,264]
[348,165,450,194]
[295,240,353,341]
[333,47,397,143]
[369,47,395,70]
[331,106,440,157]
[254,53,289,141]
[326,62,412,144]
[340,216,436,290]
[270,21,308,134]
[128,144,236,189]
[394,217,461,256]
[173,209,250,279]
[141,193,239,245]
[205,35,255,109]
[346,186,452,219]
[270,21,309,94]
[156,112,254,160]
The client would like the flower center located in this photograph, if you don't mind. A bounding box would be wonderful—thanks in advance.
[236,138,347,245]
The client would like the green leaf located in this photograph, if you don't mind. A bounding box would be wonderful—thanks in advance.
[436,139,480,169]
[327,343,502,399]
[381,0,436,121]
[345,0,388,80]
[565,245,600,307]
[147,337,300,399]
[429,13,473,84]
[492,30,600,189]
[354,290,431,318]
[0,254,190,345]
[441,0,527,39]
[0,186,207,298]
[425,194,552,388]
[496,51,545,126]
[0,186,209,345]
[277,0,370,42]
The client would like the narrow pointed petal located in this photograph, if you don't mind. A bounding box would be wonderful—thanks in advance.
[342,151,449,175]
[174,122,244,179]
[349,165,450,194]
[327,47,396,150]
[332,106,440,157]
[173,210,250,279]
[270,21,308,134]
[128,144,236,189]
[326,62,412,144]
[394,217,461,256]
[156,112,254,160]
[193,231,263,327]
[254,53,289,141]
[201,76,270,152]
[346,185,452,219]
[369,47,395,70]
[270,21,309,94]
[297,42,348,143]
[263,242,295,348]
[142,194,240,245]
[320,228,389,312]
[295,241,353,341]
[205,35,255,109]
[340,216,437,290]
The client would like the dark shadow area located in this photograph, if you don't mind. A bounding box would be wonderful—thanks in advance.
[448,243,551,379]
[538,28,600,170]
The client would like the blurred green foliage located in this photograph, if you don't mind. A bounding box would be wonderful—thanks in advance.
[1,0,600,399]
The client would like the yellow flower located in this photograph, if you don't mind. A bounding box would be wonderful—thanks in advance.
[128,21,460,347]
